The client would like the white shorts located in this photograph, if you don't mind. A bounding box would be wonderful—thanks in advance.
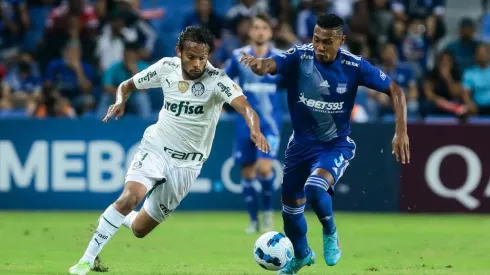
[126,149,200,223]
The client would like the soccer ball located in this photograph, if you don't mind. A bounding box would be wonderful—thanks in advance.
[253,231,294,271]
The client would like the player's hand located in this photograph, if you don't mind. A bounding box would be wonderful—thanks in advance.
[103,102,125,122]
[239,51,266,76]
[250,131,271,154]
[392,131,410,164]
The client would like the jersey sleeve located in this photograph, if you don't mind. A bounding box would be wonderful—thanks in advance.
[358,57,392,93]
[131,59,164,89]
[224,53,239,80]
[214,74,244,105]
[271,45,300,74]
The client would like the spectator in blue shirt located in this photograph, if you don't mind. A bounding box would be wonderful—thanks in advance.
[369,43,419,118]
[213,15,251,67]
[462,43,490,116]
[445,18,478,72]
[4,52,41,110]
[296,0,330,43]
[44,39,96,115]
[97,42,151,118]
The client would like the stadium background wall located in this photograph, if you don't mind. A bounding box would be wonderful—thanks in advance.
[0,118,487,213]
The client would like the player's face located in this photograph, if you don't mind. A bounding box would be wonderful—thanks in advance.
[177,41,210,80]
[249,18,272,45]
[312,25,345,63]
[382,45,397,65]
[475,44,490,65]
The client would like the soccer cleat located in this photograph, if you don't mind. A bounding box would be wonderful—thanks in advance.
[323,230,341,266]
[68,260,91,275]
[277,249,316,274]
[245,221,259,234]
[261,211,274,232]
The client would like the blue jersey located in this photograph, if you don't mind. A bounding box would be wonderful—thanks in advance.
[272,44,392,146]
[226,45,283,134]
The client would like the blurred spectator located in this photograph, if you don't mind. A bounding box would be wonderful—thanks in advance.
[462,43,490,116]
[0,0,29,62]
[44,40,95,115]
[45,0,99,31]
[400,16,431,79]
[214,15,251,67]
[273,21,300,50]
[423,50,466,117]
[183,0,225,40]
[445,18,478,72]
[269,0,295,25]
[4,52,41,110]
[392,0,446,42]
[97,42,151,118]
[0,74,12,113]
[112,0,156,60]
[367,0,393,45]
[96,9,139,71]
[330,0,356,19]
[369,43,419,118]
[226,0,268,23]
[30,86,76,118]
[296,0,329,43]
[40,0,99,70]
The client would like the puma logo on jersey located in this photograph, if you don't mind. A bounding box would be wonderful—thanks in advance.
[164,101,204,116]
[138,71,157,84]
[217,82,232,97]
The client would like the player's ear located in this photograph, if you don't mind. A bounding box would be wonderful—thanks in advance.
[341,35,346,45]
[176,46,182,58]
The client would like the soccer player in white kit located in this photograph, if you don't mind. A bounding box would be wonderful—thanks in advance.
[68,26,271,275]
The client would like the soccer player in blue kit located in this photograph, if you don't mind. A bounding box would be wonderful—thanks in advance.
[226,14,283,234]
[240,14,410,274]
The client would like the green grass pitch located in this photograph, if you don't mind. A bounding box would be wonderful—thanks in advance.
[0,212,488,275]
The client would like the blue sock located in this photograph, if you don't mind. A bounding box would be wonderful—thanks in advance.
[242,178,258,222]
[282,202,310,259]
[305,175,336,235]
[258,173,274,211]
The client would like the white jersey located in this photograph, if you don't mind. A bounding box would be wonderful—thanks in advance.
[132,57,243,168]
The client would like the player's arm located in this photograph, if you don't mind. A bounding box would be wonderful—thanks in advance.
[359,58,410,164]
[239,46,299,76]
[231,96,271,153]
[103,59,163,122]
[215,75,270,153]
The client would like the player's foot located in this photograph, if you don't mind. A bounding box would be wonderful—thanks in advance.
[245,221,259,234]
[323,230,341,266]
[68,260,91,275]
[261,211,274,232]
[277,249,316,274]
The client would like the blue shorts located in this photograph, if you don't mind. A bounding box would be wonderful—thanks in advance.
[281,135,356,198]
[233,119,281,165]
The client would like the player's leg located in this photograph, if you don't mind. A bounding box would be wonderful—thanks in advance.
[123,164,200,238]
[235,128,260,233]
[256,133,280,232]
[256,158,274,231]
[304,137,356,266]
[241,163,259,233]
[69,181,147,275]
[278,139,316,274]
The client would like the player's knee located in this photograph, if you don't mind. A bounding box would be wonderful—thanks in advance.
[132,227,149,239]
[241,164,256,179]
[257,162,273,179]
[114,193,142,213]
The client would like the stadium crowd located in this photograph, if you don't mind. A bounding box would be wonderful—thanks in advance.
[0,0,489,122]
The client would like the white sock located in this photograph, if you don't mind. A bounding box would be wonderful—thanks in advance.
[122,211,138,230]
[80,205,125,266]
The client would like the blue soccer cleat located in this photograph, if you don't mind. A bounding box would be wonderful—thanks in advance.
[323,230,341,266]
[277,249,316,274]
